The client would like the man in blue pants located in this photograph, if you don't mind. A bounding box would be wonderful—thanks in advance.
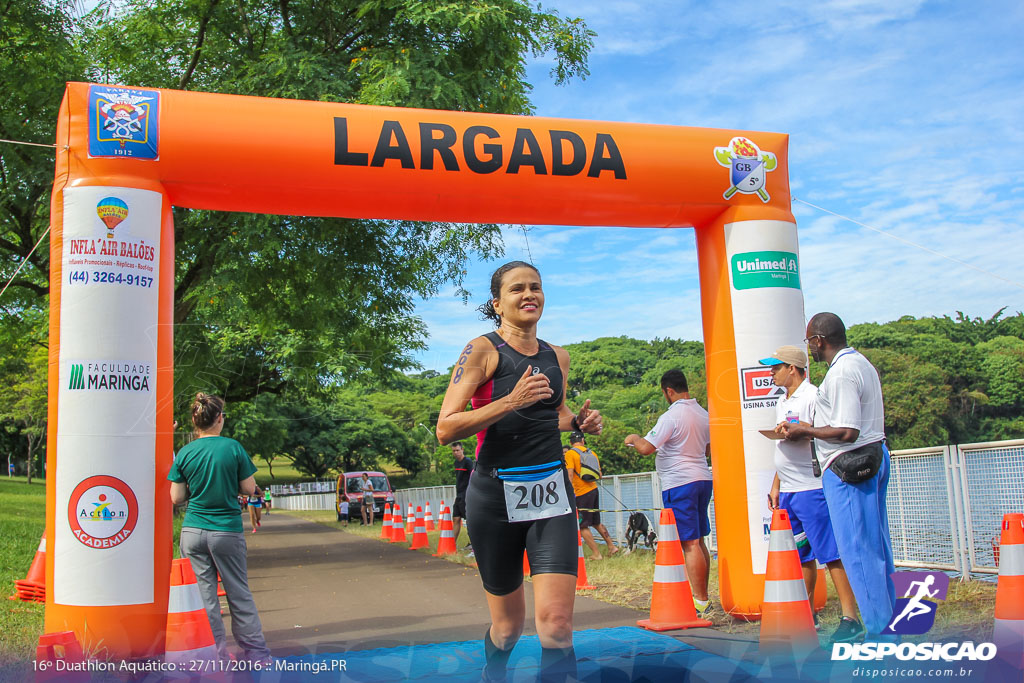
[781,312,896,640]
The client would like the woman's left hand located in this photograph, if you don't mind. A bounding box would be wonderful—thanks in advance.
[576,399,603,435]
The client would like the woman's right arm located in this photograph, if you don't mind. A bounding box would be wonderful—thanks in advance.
[435,336,554,445]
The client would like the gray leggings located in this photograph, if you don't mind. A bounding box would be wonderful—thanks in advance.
[180,527,271,659]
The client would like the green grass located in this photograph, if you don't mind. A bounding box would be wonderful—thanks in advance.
[0,478,185,661]
[0,477,46,661]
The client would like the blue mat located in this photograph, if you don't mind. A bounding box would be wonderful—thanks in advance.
[253,626,769,682]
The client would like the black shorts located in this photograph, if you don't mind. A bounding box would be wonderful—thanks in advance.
[452,496,467,520]
[466,467,578,596]
[576,488,600,529]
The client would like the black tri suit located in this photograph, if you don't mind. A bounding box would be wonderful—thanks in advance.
[466,331,578,596]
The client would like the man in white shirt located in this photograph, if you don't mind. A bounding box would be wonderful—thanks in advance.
[624,369,713,616]
[761,345,860,642]
[781,313,896,639]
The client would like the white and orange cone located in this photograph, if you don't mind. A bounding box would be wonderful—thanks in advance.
[14,534,46,603]
[524,550,531,578]
[410,506,428,550]
[390,505,408,543]
[760,508,817,655]
[637,508,712,631]
[434,507,457,556]
[35,631,87,683]
[405,503,415,534]
[424,500,436,531]
[380,503,393,540]
[575,527,595,590]
[165,558,220,669]
[993,512,1024,670]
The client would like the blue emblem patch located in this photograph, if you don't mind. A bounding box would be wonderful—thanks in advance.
[88,86,159,160]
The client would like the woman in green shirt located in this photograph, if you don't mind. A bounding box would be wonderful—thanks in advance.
[168,393,271,662]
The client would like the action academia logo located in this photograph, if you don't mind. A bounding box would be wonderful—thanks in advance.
[67,475,139,549]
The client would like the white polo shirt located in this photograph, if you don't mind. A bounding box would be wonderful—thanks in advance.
[813,348,886,470]
[645,398,712,491]
[773,379,822,492]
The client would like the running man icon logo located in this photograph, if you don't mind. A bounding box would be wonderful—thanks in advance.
[883,571,950,635]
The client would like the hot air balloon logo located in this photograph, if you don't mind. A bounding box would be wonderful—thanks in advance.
[96,197,128,238]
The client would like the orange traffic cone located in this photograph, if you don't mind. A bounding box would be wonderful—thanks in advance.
[434,507,457,556]
[35,631,87,682]
[390,506,408,543]
[405,503,415,534]
[216,573,226,597]
[380,503,393,540]
[637,508,712,631]
[993,512,1024,670]
[760,508,817,655]
[410,506,428,550]
[165,558,220,668]
[575,527,595,590]
[424,501,436,531]
[524,550,531,577]
[14,534,46,603]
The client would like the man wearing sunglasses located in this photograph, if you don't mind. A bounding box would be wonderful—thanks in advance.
[779,313,896,641]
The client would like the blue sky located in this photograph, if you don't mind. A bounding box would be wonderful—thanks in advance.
[411,0,1024,373]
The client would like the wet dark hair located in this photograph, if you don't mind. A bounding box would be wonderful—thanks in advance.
[191,392,225,431]
[808,312,848,347]
[660,369,689,393]
[477,260,541,327]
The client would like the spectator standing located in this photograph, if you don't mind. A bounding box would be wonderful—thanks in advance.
[564,432,618,559]
[780,312,896,640]
[359,472,375,525]
[760,345,860,639]
[624,369,713,616]
[451,441,475,550]
[167,393,271,663]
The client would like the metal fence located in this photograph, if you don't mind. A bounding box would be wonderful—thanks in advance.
[266,439,1023,579]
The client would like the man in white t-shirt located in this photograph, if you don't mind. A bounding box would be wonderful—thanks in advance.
[781,313,896,640]
[761,345,860,641]
[624,369,713,616]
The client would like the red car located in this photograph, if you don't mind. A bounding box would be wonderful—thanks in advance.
[335,471,393,522]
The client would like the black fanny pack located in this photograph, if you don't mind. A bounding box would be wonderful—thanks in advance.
[829,440,884,484]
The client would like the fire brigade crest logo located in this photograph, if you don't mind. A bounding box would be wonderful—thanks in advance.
[88,86,160,159]
[714,137,777,203]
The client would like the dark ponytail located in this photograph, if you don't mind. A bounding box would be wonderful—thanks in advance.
[191,392,225,431]
[476,260,540,327]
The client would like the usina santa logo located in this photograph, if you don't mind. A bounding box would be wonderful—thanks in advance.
[67,475,139,549]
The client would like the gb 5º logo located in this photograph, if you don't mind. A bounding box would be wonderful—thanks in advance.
[883,571,950,635]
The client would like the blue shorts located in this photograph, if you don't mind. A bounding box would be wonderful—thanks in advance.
[779,489,840,564]
[662,480,712,542]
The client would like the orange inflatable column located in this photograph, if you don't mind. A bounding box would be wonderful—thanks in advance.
[696,205,804,619]
[45,87,175,659]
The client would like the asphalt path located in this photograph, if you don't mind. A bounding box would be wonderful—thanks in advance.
[238,511,695,658]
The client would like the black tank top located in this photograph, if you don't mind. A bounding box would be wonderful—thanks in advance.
[471,331,564,469]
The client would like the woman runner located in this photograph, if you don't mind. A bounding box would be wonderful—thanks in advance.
[436,261,602,682]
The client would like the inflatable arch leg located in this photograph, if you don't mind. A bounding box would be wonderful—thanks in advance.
[697,209,806,619]
[45,180,175,658]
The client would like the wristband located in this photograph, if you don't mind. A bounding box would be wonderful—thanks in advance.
[571,416,581,432]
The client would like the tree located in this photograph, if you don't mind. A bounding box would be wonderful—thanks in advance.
[77,0,594,402]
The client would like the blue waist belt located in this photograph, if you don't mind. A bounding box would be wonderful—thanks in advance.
[490,461,563,482]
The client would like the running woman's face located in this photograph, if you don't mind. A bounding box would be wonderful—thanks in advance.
[493,267,544,325]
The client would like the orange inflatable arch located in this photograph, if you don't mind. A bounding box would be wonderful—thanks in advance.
[48,82,813,657]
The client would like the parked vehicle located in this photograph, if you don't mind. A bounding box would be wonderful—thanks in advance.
[336,471,393,522]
